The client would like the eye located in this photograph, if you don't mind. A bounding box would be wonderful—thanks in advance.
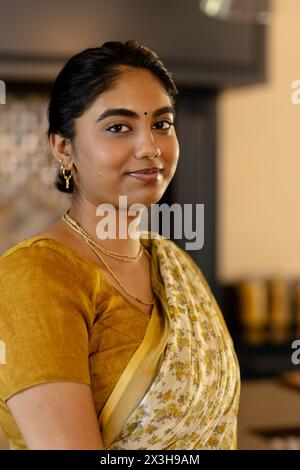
[153,120,174,130]
[106,124,131,134]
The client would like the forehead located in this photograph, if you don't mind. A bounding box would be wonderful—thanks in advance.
[90,68,171,112]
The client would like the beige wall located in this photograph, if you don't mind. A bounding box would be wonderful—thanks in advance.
[218,0,300,283]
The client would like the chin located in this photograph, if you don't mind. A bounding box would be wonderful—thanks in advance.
[134,186,167,205]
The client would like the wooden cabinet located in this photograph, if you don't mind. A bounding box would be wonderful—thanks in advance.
[0,0,266,87]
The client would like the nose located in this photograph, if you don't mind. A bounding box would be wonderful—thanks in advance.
[134,130,162,160]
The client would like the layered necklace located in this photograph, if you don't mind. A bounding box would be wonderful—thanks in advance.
[61,211,155,307]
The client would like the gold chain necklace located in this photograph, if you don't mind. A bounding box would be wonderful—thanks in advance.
[61,212,155,307]
[63,211,144,262]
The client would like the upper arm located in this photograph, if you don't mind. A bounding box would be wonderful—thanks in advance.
[6,381,104,450]
[0,245,93,404]
[0,245,102,449]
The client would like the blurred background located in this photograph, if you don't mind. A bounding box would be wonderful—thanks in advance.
[1,0,300,450]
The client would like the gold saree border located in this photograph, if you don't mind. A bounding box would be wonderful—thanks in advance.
[98,296,169,448]
[99,235,170,449]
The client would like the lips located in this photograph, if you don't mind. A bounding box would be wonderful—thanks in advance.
[127,168,162,175]
[126,168,163,182]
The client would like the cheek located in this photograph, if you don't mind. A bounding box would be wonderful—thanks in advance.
[74,133,118,172]
[165,137,180,166]
[164,140,179,181]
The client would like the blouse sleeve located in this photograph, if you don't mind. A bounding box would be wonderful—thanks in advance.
[0,244,93,404]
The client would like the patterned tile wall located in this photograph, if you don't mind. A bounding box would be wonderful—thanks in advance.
[0,93,70,254]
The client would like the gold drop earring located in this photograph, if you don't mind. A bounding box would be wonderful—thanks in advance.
[59,160,73,190]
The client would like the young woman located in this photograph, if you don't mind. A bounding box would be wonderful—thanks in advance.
[0,40,240,450]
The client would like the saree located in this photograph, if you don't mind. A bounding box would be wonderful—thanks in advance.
[99,232,240,450]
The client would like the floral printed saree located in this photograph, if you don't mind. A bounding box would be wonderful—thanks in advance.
[99,233,240,450]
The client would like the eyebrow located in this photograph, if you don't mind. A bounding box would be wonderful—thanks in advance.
[95,105,175,123]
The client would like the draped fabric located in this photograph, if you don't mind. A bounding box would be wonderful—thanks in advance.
[100,233,240,450]
[0,232,240,450]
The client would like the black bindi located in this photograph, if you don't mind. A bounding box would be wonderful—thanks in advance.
[144,112,148,115]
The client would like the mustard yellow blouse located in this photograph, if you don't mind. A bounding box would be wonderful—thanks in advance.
[0,236,159,450]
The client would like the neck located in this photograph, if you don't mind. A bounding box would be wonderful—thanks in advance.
[66,197,145,258]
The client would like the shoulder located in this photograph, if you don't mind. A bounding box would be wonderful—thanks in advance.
[148,232,208,286]
[147,231,198,265]
[0,237,98,331]
[0,236,97,288]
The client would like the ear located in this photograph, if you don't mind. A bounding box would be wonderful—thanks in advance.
[49,133,75,168]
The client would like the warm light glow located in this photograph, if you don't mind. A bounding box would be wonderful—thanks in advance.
[199,0,226,17]
[199,0,271,25]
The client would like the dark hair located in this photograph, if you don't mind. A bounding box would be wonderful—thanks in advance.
[47,39,179,193]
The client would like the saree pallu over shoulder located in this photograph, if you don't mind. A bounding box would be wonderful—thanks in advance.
[99,233,240,450]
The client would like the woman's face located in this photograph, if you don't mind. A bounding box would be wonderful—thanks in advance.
[70,67,179,209]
